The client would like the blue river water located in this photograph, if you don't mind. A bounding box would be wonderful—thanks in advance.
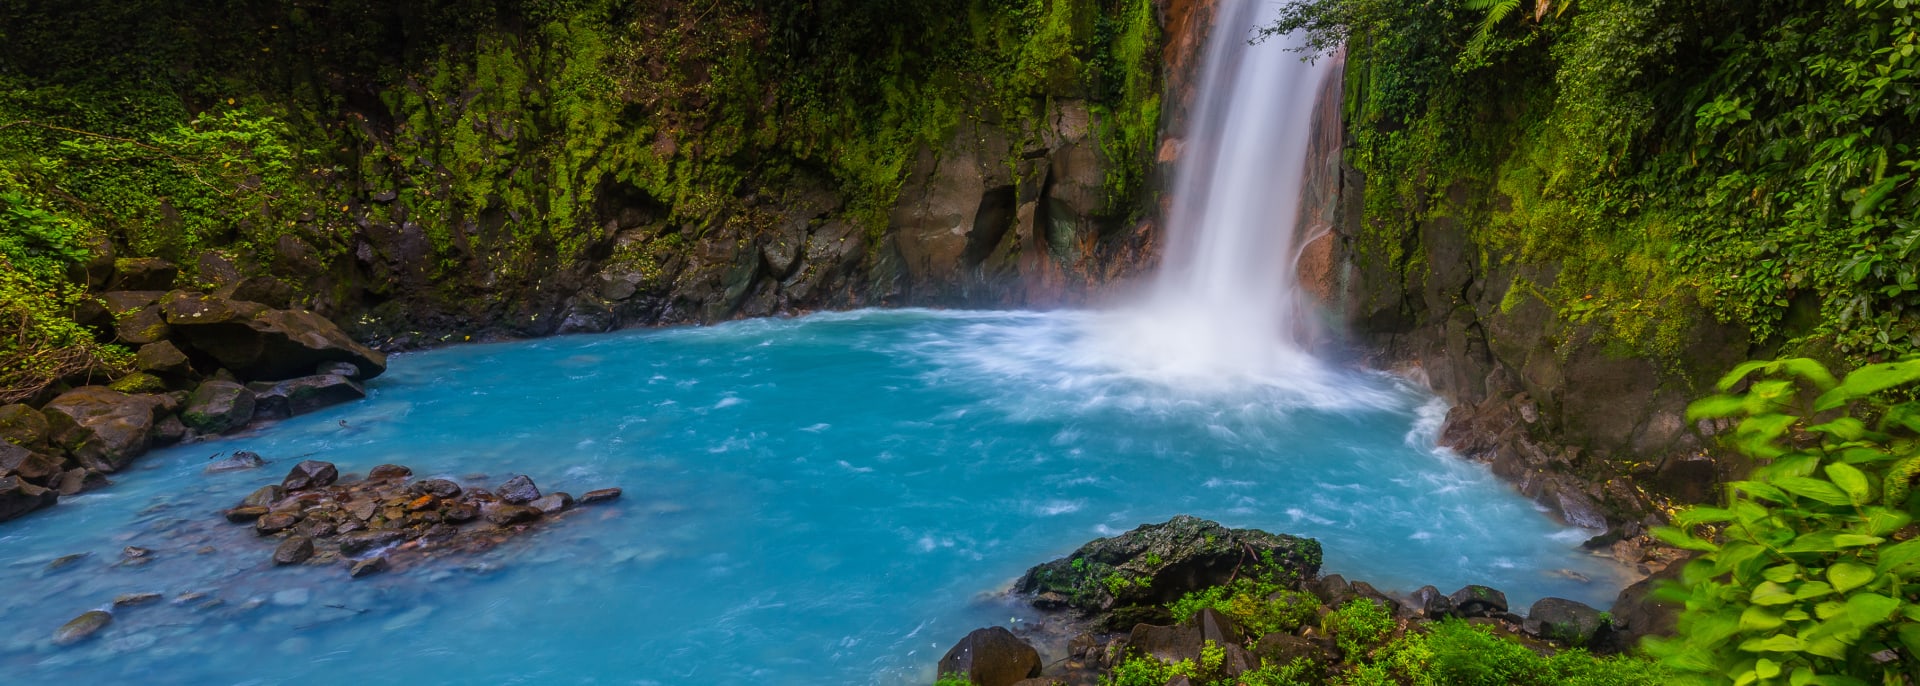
[0,309,1628,684]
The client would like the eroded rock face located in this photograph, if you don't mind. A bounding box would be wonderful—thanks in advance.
[1016,515,1322,628]
[163,292,386,381]
[0,476,59,521]
[937,626,1043,686]
[41,387,158,473]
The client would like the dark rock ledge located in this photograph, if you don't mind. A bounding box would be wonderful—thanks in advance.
[930,516,1681,686]
[2,257,388,525]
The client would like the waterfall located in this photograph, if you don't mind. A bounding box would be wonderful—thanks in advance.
[1090,0,1340,387]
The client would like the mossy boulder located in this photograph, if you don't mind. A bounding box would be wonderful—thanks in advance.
[161,292,386,381]
[182,380,256,434]
[42,386,159,473]
[1015,515,1322,629]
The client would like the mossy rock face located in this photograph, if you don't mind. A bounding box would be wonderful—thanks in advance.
[108,372,168,394]
[1015,515,1322,629]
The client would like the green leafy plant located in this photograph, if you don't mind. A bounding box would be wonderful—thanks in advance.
[933,672,972,686]
[1323,598,1397,658]
[1648,357,1920,684]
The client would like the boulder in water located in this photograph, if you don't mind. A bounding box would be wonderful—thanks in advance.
[281,460,338,491]
[183,381,257,434]
[161,292,386,381]
[496,475,540,504]
[937,626,1042,686]
[252,374,365,420]
[273,536,315,565]
[205,451,267,474]
[579,487,622,504]
[52,610,112,646]
[529,492,574,514]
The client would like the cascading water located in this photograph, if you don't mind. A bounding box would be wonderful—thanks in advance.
[1092,0,1339,387]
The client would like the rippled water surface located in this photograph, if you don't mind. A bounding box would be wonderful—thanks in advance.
[0,309,1627,684]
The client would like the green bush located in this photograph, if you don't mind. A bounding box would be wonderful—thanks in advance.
[1649,357,1920,684]
[1323,598,1398,657]
[1169,579,1322,637]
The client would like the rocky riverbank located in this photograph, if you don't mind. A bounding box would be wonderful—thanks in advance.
[931,517,1679,686]
[0,256,387,524]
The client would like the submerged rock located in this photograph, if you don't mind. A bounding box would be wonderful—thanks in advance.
[205,450,267,474]
[579,487,622,504]
[52,610,112,646]
[112,593,162,607]
[938,626,1042,686]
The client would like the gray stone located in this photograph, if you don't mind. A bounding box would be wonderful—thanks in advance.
[496,475,540,504]
[0,403,49,447]
[161,292,386,381]
[409,479,461,498]
[482,502,541,526]
[349,556,388,578]
[113,592,161,607]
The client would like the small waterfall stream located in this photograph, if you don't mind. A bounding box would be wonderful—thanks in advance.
[1093,0,1341,386]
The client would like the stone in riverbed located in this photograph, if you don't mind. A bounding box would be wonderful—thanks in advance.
[241,484,283,508]
[251,374,365,420]
[579,488,622,504]
[937,626,1042,686]
[0,477,59,522]
[336,530,406,556]
[224,506,269,523]
[182,380,256,434]
[349,556,388,578]
[273,536,315,565]
[529,492,574,514]
[281,460,338,491]
[52,610,112,646]
[161,292,386,381]
[367,464,412,481]
[443,501,479,523]
[496,475,540,504]
[409,479,461,499]
[255,512,299,535]
[482,502,541,526]
[205,450,266,474]
[113,592,161,607]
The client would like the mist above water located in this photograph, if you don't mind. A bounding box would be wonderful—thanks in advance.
[1094,0,1338,389]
